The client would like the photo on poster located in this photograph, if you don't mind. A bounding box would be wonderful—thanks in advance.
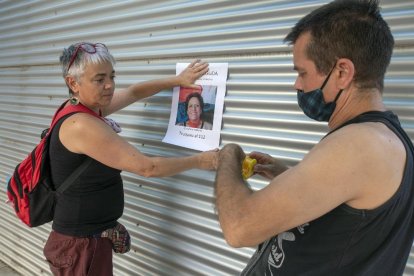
[163,63,228,151]
[175,85,217,130]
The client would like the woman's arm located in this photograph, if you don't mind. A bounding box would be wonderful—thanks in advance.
[103,60,208,116]
[60,112,218,177]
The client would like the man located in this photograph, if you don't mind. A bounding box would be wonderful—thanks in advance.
[214,0,414,275]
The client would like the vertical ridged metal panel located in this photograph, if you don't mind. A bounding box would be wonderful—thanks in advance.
[0,0,413,275]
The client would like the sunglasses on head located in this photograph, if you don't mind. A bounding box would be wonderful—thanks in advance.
[66,42,107,71]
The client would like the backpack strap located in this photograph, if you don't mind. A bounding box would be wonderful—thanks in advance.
[49,100,103,131]
[55,158,93,195]
[48,100,104,194]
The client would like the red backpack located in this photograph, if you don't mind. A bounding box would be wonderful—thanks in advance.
[7,101,102,227]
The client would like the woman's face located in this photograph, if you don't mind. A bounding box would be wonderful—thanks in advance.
[71,61,115,111]
[187,96,202,121]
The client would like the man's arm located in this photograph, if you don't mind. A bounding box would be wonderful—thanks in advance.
[214,123,404,248]
[215,139,356,248]
[215,144,254,247]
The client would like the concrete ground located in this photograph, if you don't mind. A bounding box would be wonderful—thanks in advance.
[0,260,21,276]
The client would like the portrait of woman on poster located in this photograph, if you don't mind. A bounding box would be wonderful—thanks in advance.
[177,92,213,130]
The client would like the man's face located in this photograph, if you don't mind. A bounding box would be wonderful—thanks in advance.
[292,32,328,93]
[187,96,202,121]
[77,61,115,109]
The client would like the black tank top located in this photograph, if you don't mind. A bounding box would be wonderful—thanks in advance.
[242,111,414,276]
[49,113,124,236]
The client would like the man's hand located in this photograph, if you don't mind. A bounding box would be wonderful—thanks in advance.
[248,151,288,180]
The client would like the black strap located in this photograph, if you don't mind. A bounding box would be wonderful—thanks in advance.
[49,101,102,195]
[55,158,92,194]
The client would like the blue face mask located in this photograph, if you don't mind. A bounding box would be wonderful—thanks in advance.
[297,66,343,122]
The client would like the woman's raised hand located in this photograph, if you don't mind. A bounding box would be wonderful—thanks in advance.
[177,59,209,88]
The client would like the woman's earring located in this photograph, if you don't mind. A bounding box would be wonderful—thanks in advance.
[69,96,79,105]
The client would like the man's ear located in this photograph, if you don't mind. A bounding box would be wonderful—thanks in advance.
[65,76,79,93]
[335,58,355,89]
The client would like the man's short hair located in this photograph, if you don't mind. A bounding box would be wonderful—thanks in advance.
[284,0,394,91]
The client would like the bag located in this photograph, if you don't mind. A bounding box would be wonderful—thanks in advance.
[6,100,102,227]
[99,222,131,254]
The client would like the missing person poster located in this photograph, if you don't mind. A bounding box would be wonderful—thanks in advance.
[163,63,228,151]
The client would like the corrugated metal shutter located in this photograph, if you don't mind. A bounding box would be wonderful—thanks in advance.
[0,0,413,275]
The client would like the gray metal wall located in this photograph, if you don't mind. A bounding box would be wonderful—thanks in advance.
[0,0,413,275]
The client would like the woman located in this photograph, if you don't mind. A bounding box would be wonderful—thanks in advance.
[43,42,217,276]
[178,92,213,130]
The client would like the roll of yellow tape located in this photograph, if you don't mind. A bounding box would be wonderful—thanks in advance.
[242,156,257,180]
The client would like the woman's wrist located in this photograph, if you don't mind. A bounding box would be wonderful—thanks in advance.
[173,75,186,87]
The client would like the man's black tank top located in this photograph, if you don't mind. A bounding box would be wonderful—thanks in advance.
[242,111,414,276]
[49,113,124,236]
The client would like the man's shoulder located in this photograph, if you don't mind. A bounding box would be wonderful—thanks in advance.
[305,122,394,168]
[324,121,401,150]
